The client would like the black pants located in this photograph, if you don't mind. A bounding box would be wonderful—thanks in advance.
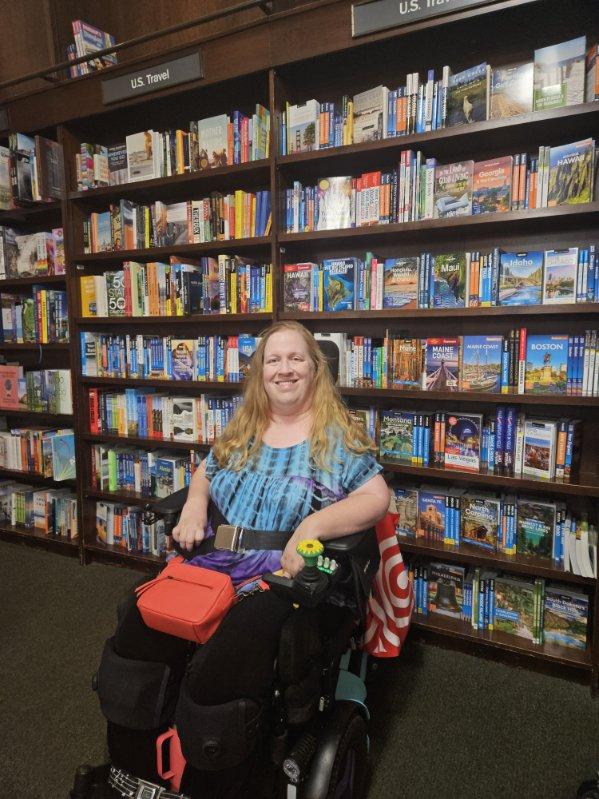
[108,587,292,798]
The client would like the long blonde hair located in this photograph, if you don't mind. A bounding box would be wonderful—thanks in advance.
[212,321,375,470]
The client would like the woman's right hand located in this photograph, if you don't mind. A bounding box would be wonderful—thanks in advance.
[172,513,207,552]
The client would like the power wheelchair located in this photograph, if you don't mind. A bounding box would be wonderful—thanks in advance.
[70,485,382,799]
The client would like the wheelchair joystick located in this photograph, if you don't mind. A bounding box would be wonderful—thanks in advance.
[293,539,330,606]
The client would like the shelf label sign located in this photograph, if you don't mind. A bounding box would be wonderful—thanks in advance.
[352,0,499,36]
[101,52,202,104]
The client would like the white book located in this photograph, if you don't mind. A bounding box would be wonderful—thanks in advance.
[352,85,389,144]
[576,525,595,579]
[287,100,319,154]
[522,419,557,480]
[126,131,159,183]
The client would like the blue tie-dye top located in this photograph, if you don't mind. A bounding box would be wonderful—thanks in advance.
[187,435,382,587]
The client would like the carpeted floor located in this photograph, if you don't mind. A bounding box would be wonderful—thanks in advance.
[0,539,596,799]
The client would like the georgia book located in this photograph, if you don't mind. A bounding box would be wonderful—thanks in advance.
[472,156,513,214]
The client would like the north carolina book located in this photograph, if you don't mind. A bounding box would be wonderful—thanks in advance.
[394,485,419,538]
[322,257,356,312]
[171,339,195,381]
[433,161,474,218]
[287,100,319,153]
[316,177,353,230]
[546,138,595,206]
[522,419,558,481]
[460,335,503,392]
[472,156,513,214]
[490,62,534,119]
[446,63,490,126]
[444,412,482,473]
[543,248,578,304]
[461,495,501,551]
[525,334,568,394]
[543,585,588,650]
[382,257,419,309]
[417,489,446,540]
[197,114,229,169]
[494,575,536,640]
[390,338,422,389]
[432,252,467,307]
[283,262,314,312]
[498,250,543,306]
[428,562,465,619]
[352,85,389,143]
[379,409,415,464]
[425,338,459,391]
[516,498,556,559]
[533,36,586,111]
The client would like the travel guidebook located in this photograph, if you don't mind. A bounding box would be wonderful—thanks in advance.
[543,248,578,304]
[472,156,513,214]
[524,334,568,394]
[433,161,474,218]
[197,114,229,169]
[522,419,558,481]
[533,36,586,111]
[494,576,536,640]
[443,412,482,473]
[490,62,534,119]
[432,252,467,307]
[390,338,422,389]
[322,257,356,311]
[393,486,419,538]
[460,335,503,392]
[171,339,195,381]
[425,338,459,391]
[516,498,556,559]
[50,432,76,481]
[461,495,501,551]
[417,489,447,540]
[543,586,589,650]
[446,63,490,126]
[546,138,595,206]
[287,100,319,153]
[428,562,465,619]
[383,256,419,308]
[379,410,415,464]
[316,176,352,230]
[283,262,313,311]
[498,250,543,306]
[352,85,389,143]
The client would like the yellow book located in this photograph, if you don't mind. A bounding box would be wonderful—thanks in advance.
[144,206,151,248]
[176,130,185,174]
[347,100,354,145]
[230,263,238,315]
[234,190,243,239]
[265,264,272,312]
[318,269,323,312]
[39,289,48,343]
[80,275,97,317]
[250,195,256,238]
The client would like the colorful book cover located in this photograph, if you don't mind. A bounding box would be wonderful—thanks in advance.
[197,114,229,169]
[461,495,501,551]
[498,250,543,306]
[490,62,534,119]
[472,156,513,214]
[238,333,258,378]
[543,586,588,650]
[126,131,157,182]
[95,212,112,252]
[316,176,353,231]
[433,161,474,218]
[383,257,419,309]
[516,498,555,559]
[425,337,460,391]
[379,409,415,464]
[447,63,489,126]
[525,334,568,394]
[171,398,196,442]
[171,339,194,381]
[494,576,536,639]
[460,335,502,392]
[283,263,314,312]
[287,100,319,153]
[105,271,126,316]
[522,419,557,481]
[547,139,595,206]
[417,490,446,540]
[0,365,21,409]
[432,252,467,307]
[164,203,189,246]
[50,432,76,481]
[543,248,578,304]
[428,562,465,618]
[390,338,422,389]
[322,257,356,311]
[533,36,586,111]
[444,412,482,473]
[204,257,220,313]
[394,486,418,538]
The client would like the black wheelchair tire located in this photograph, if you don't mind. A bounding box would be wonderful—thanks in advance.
[324,712,368,799]
[577,780,599,799]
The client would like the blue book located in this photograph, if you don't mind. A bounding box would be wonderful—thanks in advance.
[383,256,419,309]
[50,432,76,481]
[499,250,543,306]
[525,334,568,394]
[461,335,503,392]
[322,258,356,311]
[379,410,415,464]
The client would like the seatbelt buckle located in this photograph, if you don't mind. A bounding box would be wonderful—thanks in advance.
[136,780,164,799]
[214,524,245,553]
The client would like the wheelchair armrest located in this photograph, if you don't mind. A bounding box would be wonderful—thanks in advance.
[322,529,371,554]
[150,487,189,518]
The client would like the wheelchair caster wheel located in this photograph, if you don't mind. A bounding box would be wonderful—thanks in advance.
[578,779,599,799]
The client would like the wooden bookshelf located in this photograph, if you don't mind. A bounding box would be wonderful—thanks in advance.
[2,0,598,686]
[0,520,78,554]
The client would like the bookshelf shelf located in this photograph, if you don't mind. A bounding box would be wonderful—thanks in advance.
[0,275,67,287]
[280,304,599,321]
[381,462,599,497]
[0,408,73,422]
[0,521,78,552]
[0,201,62,225]
[75,313,269,326]
[73,237,272,264]
[85,487,168,506]
[82,433,210,451]
[278,202,599,247]
[83,539,163,568]
[411,614,593,671]
[69,160,271,204]
[398,538,595,585]
[339,386,599,406]
[0,468,76,488]
[0,342,69,351]
[80,376,243,392]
